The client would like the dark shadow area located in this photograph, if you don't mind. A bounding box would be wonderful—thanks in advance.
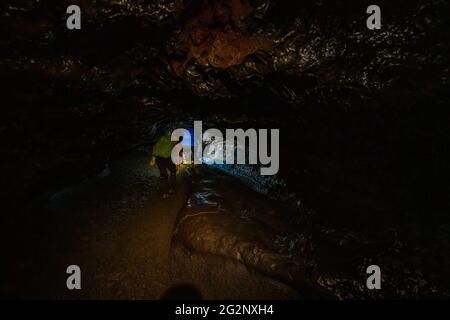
[160,284,202,300]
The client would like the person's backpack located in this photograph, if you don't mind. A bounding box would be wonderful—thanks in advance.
[152,135,178,159]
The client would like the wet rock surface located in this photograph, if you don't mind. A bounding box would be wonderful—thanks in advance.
[173,167,311,292]
[1,0,450,299]
[174,166,450,298]
[169,170,300,298]
[3,0,449,212]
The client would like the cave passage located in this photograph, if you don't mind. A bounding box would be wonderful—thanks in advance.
[4,153,299,299]
[1,0,450,299]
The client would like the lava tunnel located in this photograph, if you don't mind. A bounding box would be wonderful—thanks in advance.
[1,0,450,302]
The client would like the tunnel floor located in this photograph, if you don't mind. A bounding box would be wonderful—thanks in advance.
[3,153,298,299]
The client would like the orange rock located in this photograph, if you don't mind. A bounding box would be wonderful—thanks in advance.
[171,0,272,74]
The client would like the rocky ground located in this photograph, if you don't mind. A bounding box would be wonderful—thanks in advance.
[3,151,448,299]
[2,153,298,299]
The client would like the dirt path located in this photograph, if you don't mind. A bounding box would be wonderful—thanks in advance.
[4,154,298,299]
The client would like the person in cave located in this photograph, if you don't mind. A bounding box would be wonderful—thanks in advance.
[149,132,179,199]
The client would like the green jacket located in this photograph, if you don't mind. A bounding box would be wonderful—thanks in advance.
[152,134,178,158]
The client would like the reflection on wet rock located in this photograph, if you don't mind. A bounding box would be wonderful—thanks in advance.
[173,166,450,298]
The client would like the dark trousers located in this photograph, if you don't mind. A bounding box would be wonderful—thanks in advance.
[155,156,176,193]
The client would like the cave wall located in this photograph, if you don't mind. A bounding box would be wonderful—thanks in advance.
[1,0,449,232]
